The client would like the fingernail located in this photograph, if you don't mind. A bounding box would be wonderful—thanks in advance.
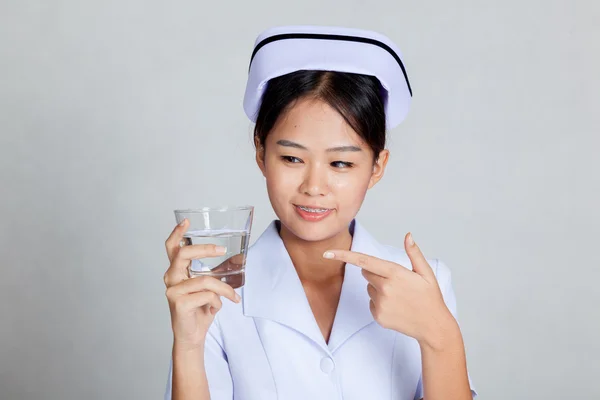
[216,246,227,254]
[408,233,415,247]
[235,293,241,302]
[323,251,335,259]
[179,219,187,227]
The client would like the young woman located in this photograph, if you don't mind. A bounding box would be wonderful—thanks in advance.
[163,26,477,400]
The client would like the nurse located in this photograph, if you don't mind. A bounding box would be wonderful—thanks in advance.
[163,25,477,399]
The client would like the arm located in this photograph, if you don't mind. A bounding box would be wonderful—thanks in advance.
[325,237,476,400]
[172,343,210,400]
[163,220,236,400]
[415,259,475,400]
[418,312,471,400]
[165,318,234,400]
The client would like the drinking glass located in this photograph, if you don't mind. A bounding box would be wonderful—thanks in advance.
[174,206,254,289]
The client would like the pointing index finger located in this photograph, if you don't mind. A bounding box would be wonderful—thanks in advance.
[404,232,436,282]
[323,250,393,277]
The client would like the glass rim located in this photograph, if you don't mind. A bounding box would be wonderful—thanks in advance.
[174,205,254,214]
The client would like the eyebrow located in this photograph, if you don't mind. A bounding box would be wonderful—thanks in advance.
[276,140,362,153]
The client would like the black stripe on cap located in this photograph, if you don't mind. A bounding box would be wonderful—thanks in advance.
[249,32,412,97]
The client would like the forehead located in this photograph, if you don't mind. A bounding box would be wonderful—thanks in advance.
[267,97,367,148]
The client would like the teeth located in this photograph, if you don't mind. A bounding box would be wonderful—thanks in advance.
[298,206,329,213]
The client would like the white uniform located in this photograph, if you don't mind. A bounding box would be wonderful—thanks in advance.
[164,220,477,399]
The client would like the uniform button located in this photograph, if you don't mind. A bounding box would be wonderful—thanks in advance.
[320,357,335,374]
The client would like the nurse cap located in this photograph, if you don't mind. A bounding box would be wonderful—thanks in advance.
[243,25,413,129]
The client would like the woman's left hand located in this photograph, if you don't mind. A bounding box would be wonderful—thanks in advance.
[324,233,456,346]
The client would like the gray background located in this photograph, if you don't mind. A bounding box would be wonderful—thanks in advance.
[1,0,598,399]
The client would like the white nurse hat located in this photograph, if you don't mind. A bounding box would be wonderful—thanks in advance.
[243,25,413,129]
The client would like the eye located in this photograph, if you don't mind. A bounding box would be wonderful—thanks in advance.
[331,161,354,169]
[281,156,303,164]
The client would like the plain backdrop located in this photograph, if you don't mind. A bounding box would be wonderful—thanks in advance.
[1,1,599,399]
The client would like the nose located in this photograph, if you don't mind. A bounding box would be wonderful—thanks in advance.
[300,163,329,197]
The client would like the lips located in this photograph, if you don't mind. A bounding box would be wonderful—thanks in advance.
[296,205,332,213]
[294,204,334,222]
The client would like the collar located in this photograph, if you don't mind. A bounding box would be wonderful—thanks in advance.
[242,219,391,353]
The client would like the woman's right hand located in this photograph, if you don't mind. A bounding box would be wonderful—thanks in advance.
[164,219,241,351]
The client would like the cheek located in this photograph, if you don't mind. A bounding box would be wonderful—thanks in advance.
[266,165,296,188]
[330,169,372,193]
[264,162,299,204]
[330,170,371,210]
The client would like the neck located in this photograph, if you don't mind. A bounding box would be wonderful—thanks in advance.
[278,221,353,285]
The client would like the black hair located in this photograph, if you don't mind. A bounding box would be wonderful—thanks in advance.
[253,70,387,161]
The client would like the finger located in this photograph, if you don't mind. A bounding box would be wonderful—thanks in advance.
[177,244,228,264]
[366,283,378,301]
[165,219,189,263]
[227,253,245,266]
[361,269,387,288]
[210,253,245,273]
[323,250,395,277]
[171,275,240,304]
[176,291,223,314]
[369,299,376,316]
[404,233,436,281]
[166,244,228,284]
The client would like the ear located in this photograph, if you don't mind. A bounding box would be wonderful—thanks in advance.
[255,137,266,177]
[367,149,389,189]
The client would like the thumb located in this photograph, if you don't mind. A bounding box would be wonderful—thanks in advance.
[404,233,435,281]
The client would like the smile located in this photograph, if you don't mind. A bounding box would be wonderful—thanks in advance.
[294,204,334,222]
[297,205,331,213]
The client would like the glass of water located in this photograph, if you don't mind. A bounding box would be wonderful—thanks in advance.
[174,206,254,289]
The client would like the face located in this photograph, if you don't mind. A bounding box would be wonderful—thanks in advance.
[256,97,389,242]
